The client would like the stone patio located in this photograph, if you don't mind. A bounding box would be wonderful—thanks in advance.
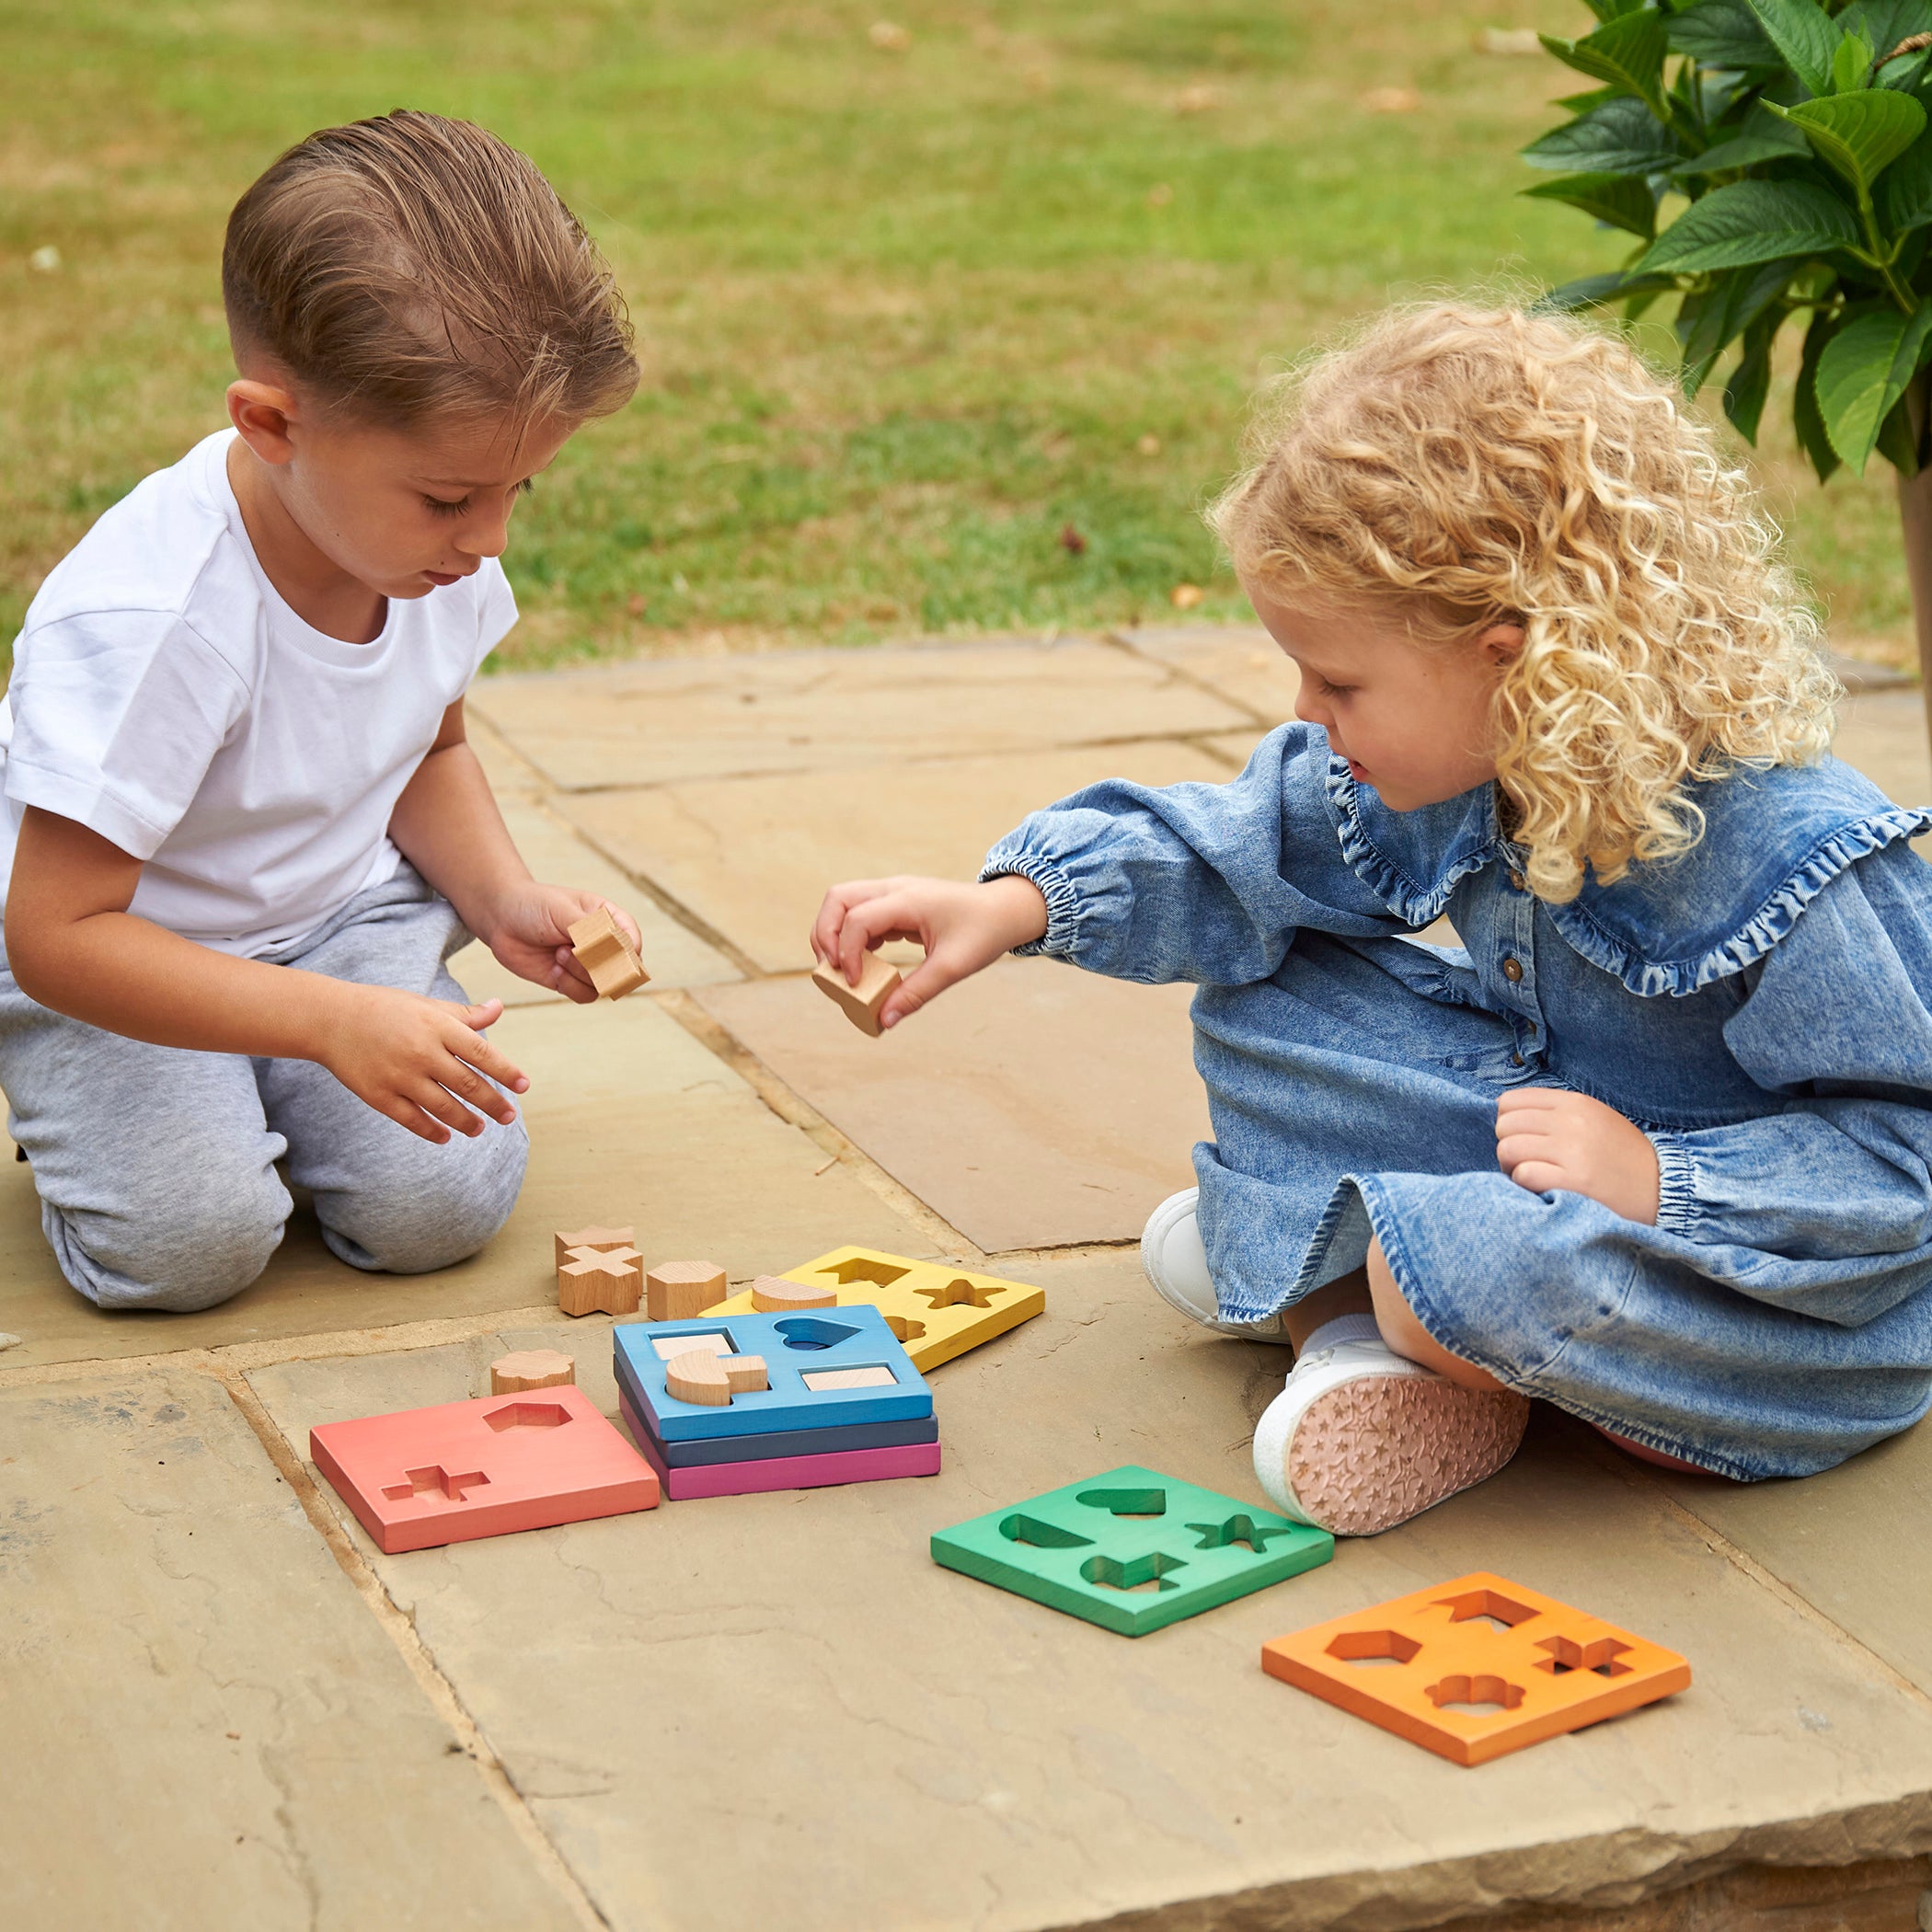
[5,627,1932,1931]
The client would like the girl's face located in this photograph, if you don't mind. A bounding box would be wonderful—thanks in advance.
[1244,578,1522,811]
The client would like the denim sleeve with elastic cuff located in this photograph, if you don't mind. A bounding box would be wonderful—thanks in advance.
[978,724,1409,986]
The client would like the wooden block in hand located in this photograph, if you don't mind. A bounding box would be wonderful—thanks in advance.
[489,1349,577,1395]
[811,952,901,1037]
[665,1349,732,1407]
[719,1353,768,1394]
[558,1245,644,1318]
[569,906,650,1002]
[646,1259,729,1321]
[749,1274,839,1312]
[554,1224,635,1270]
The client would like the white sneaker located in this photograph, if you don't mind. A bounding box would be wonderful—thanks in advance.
[1140,1189,1292,1342]
[1253,1333,1529,1536]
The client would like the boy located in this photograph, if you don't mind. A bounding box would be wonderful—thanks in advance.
[0,111,643,1312]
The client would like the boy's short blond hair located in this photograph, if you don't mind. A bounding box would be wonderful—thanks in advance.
[1212,304,1836,903]
[223,110,638,431]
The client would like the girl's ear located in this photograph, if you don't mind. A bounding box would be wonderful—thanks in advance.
[1478,619,1526,667]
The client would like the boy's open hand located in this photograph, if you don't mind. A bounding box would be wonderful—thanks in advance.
[1495,1087,1660,1225]
[811,874,1049,1029]
[477,882,645,1005]
[318,984,530,1144]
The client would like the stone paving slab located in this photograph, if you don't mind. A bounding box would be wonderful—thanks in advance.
[0,997,928,1369]
[449,793,738,1010]
[467,638,1254,792]
[248,1253,1932,1932]
[1114,623,1301,723]
[0,1364,578,1930]
[696,958,1209,1250]
[557,741,1236,972]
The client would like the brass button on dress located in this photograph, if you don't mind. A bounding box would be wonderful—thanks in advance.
[1502,955,1524,983]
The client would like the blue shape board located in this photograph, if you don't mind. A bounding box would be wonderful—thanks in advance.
[613,1306,933,1443]
[612,1348,939,1466]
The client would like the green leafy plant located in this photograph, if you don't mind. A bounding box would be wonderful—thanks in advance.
[1525,0,1932,694]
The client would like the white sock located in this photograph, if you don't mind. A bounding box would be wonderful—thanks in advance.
[1298,1312,1384,1355]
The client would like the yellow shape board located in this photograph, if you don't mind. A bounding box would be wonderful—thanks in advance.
[704,1247,1043,1372]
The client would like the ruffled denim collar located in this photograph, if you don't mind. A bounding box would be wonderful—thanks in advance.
[1324,753,1932,997]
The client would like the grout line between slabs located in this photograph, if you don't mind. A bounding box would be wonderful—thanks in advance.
[208,1353,613,1931]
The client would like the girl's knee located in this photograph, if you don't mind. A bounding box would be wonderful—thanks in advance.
[52,1168,289,1312]
[1365,1236,1509,1395]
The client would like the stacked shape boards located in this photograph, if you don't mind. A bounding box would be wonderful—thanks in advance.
[615,1305,940,1499]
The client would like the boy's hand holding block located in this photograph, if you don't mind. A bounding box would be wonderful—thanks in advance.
[812,952,901,1037]
[569,906,649,1002]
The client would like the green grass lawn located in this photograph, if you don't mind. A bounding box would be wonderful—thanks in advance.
[0,0,1915,671]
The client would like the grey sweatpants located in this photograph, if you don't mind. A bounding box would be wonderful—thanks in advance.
[0,869,529,1312]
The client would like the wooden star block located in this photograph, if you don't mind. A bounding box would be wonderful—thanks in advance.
[553,1224,635,1270]
[811,952,901,1038]
[489,1349,577,1396]
[558,1244,644,1318]
[569,906,650,1002]
[645,1259,729,1321]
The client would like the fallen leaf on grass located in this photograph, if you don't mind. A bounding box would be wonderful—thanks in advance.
[29,246,60,272]
[1060,523,1087,556]
[1146,182,1174,208]
[1361,86,1420,113]
[1136,433,1162,456]
[1170,583,1205,610]
[868,20,911,52]
[1177,84,1220,114]
[1475,28,1542,56]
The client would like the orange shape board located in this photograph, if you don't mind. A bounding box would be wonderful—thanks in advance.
[1260,1570,1689,1766]
[311,1384,661,1554]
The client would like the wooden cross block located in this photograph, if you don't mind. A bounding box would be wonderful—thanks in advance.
[646,1259,729,1321]
[749,1274,839,1312]
[811,952,901,1037]
[489,1349,577,1396]
[569,906,650,1002]
[553,1224,635,1271]
[718,1354,768,1394]
[558,1244,644,1318]
[665,1349,732,1407]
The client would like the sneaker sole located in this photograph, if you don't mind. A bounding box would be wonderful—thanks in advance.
[1283,1374,1529,1536]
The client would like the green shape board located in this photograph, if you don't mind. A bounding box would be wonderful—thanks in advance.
[930,1464,1333,1637]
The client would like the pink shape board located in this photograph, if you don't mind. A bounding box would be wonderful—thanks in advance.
[311,1384,661,1553]
[619,1391,941,1500]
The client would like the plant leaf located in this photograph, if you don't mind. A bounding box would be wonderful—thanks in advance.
[1679,259,1798,394]
[1814,301,1932,469]
[1523,95,1685,175]
[1668,0,1782,67]
[1723,314,1781,442]
[1673,102,1814,173]
[1535,269,1682,313]
[1881,127,1932,228]
[1522,170,1659,236]
[1639,178,1861,270]
[1746,0,1845,98]
[1876,386,1923,473]
[1772,88,1927,192]
[1541,13,1671,117]
[1582,0,1650,18]
[1832,30,1876,96]
[1848,0,1932,89]
[1794,308,1845,479]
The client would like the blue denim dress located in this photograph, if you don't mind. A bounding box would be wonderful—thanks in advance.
[983,725,1932,1480]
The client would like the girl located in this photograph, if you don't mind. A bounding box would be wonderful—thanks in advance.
[812,304,1932,1535]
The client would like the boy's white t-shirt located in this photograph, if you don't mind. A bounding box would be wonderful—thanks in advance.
[0,429,516,960]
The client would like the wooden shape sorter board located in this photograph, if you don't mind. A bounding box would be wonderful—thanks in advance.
[930,1465,1333,1638]
[707,1246,1043,1372]
[612,1305,932,1443]
[1260,1572,1691,1766]
[310,1385,661,1555]
[618,1391,942,1500]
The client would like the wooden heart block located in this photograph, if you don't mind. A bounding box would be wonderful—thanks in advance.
[569,906,650,1001]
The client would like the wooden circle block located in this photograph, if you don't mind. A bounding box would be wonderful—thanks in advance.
[749,1275,839,1312]
[719,1354,768,1394]
[646,1259,729,1321]
[665,1349,732,1407]
[490,1350,577,1396]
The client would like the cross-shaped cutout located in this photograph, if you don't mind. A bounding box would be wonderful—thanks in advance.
[382,1465,490,1504]
[914,1276,1001,1310]
[1184,1512,1297,1554]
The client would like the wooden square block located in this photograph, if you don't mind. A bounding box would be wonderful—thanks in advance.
[569,906,650,1001]
[710,1245,1043,1372]
[811,952,901,1037]
[311,1385,659,1554]
[645,1259,729,1321]
[1260,1571,1691,1766]
[489,1349,576,1395]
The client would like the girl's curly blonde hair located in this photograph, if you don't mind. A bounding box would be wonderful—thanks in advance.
[1209,302,1837,902]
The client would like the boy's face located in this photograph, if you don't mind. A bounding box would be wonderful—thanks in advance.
[227,378,575,600]
[1244,576,1521,811]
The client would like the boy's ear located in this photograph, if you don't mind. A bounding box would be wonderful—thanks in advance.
[225,377,302,467]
